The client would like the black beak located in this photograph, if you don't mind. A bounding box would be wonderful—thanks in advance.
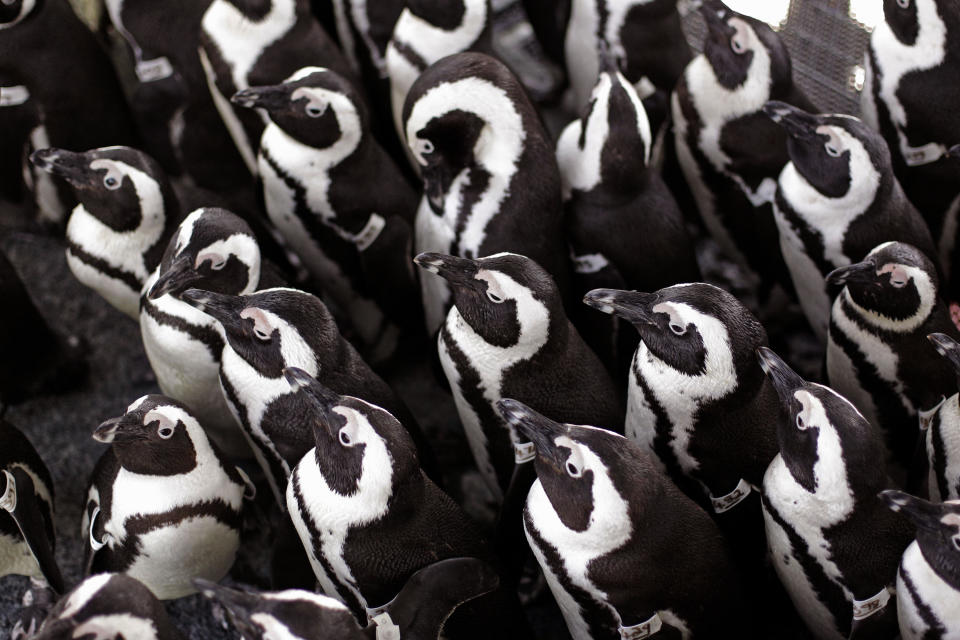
[179,289,247,333]
[29,148,98,187]
[149,253,200,300]
[231,85,290,112]
[497,399,568,465]
[756,346,805,405]
[949,144,960,160]
[826,260,877,289]
[583,289,659,328]
[929,333,960,377]
[879,489,945,535]
[420,164,449,214]
[194,578,262,638]
[763,101,820,141]
[93,413,145,444]
[413,253,480,287]
[597,38,619,74]
[701,0,733,39]
[283,366,342,440]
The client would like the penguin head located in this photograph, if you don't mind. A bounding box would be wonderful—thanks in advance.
[196,579,363,640]
[764,102,890,199]
[882,0,921,45]
[284,367,418,494]
[826,242,939,333]
[757,347,886,493]
[881,490,960,587]
[415,252,560,348]
[93,395,207,475]
[231,66,366,150]
[180,287,334,378]
[149,208,260,300]
[585,283,767,384]
[30,146,176,232]
[0,0,36,26]
[405,0,483,29]
[699,0,792,91]
[929,332,960,390]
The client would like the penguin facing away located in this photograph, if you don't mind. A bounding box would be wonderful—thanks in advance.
[922,333,960,502]
[826,241,959,467]
[881,489,960,640]
[33,573,184,640]
[404,52,569,334]
[29,146,181,319]
[499,398,746,640]
[82,395,252,599]
[757,346,914,640]
[765,100,938,340]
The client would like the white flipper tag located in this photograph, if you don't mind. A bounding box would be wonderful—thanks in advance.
[0,85,30,107]
[353,214,386,251]
[572,253,610,275]
[902,141,948,167]
[514,441,536,464]
[852,587,891,620]
[136,57,175,83]
[710,478,755,514]
[620,612,663,639]
[371,612,401,640]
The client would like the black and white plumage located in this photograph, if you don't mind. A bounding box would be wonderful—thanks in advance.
[757,347,914,640]
[198,557,499,640]
[82,395,251,599]
[179,286,428,506]
[881,489,960,640]
[826,241,959,466]
[414,252,622,501]
[500,398,745,640]
[921,333,960,502]
[29,146,180,319]
[141,207,264,458]
[672,0,814,296]
[33,573,184,640]
[404,53,569,334]
[765,101,938,340]
[232,66,422,360]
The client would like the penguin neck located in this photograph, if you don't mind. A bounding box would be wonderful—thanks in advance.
[395,0,487,63]
[268,112,363,171]
[303,434,395,520]
[841,284,935,334]
[769,427,855,517]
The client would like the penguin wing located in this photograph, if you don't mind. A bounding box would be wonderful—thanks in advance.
[6,467,65,593]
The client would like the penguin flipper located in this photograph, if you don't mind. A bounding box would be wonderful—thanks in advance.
[5,468,64,593]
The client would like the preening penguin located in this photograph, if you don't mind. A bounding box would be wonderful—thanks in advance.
[232,66,422,360]
[404,52,569,334]
[881,490,960,640]
[141,207,264,458]
[758,347,914,640]
[500,398,745,640]
[765,101,938,340]
[82,395,251,599]
[826,242,959,467]
[32,573,184,640]
[921,333,960,502]
[29,146,180,319]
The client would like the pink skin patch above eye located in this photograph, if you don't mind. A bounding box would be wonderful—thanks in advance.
[196,252,226,270]
[950,303,960,333]
[240,307,272,336]
[878,263,908,287]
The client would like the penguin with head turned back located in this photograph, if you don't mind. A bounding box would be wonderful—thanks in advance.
[231,66,422,362]
[673,0,814,300]
[827,241,959,469]
[764,101,938,340]
[881,490,960,640]
[404,52,570,334]
[29,146,181,319]
[919,332,960,502]
[757,346,915,640]
[499,398,747,640]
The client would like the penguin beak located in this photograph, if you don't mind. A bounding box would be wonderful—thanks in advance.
[929,333,960,378]
[497,399,568,466]
[763,101,820,141]
[194,578,263,639]
[231,85,290,113]
[825,260,877,290]
[180,289,247,333]
[29,148,98,187]
[420,164,449,214]
[149,253,200,300]
[283,367,344,440]
[30,618,77,640]
[596,39,620,75]
[93,413,146,444]
[948,144,960,160]
[583,289,658,328]
[756,346,805,405]
[701,0,733,40]
[879,490,952,535]
[413,253,480,288]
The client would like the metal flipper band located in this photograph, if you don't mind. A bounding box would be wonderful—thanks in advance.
[710,478,755,514]
[572,253,610,275]
[0,470,16,512]
[620,613,663,639]
[852,587,891,620]
[902,140,948,167]
[918,397,946,432]
[371,612,401,640]
[136,57,174,83]
[0,85,30,107]
[237,467,257,500]
[514,441,536,464]
[353,214,386,251]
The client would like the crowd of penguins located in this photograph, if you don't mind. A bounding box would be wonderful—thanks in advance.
[3,0,960,638]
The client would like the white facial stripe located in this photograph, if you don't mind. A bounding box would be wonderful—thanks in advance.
[844,265,935,332]
[556,74,612,197]
[127,395,150,413]
[175,210,204,255]
[198,233,261,291]
[71,614,159,640]
[286,65,328,83]
[264,589,348,608]
[250,613,302,640]
[59,574,114,619]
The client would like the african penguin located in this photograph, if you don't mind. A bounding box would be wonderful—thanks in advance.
[765,101,938,341]
[29,146,181,319]
[404,52,570,334]
[199,0,356,174]
[864,0,960,243]
[33,573,184,640]
[757,346,915,640]
[826,241,959,468]
[500,398,745,640]
[921,333,960,502]
[672,0,815,298]
[283,368,527,639]
[0,0,138,225]
[557,60,700,371]
[881,489,960,640]
[178,286,432,507]
[232,66,422,362]
[414,252,622,502]
[82,395,253,599]
[198,556,499,639]
[140,207,265,458]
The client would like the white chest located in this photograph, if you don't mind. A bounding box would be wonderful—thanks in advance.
[897,541,960,640]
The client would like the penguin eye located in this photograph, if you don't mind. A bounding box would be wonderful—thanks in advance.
[210,259,226,271]
[796,414,806,430]
[254,327,271,341]
[825,143,841,157]
[566,461,581,478]
[158,425,174,439]
[305,102,327,118]
[731,36,746,54]
[669,322,686,336]
[419,139,434,154]
[339,428,351,446]
[104,175,121,190]
[487,291,504,304]
[897,0,909,7]
[952,535,960,552]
